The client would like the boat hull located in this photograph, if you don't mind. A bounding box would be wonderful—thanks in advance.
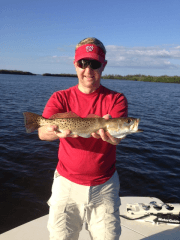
[1,197,180,240]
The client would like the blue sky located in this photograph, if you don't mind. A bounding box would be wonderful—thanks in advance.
[1,0,180,76]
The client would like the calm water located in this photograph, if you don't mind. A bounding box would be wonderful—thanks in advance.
[0,74,180,233]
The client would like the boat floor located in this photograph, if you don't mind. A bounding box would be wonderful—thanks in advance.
[1,197,180,240]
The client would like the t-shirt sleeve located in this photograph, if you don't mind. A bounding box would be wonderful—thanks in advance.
[42,92,64,118]
[109,93,128,118]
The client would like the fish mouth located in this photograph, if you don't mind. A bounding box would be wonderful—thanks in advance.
[129,118,141,132]
[135,119,143,132]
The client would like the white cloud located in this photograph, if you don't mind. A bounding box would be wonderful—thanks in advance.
[35,44,180,75]
[105,45,180,69]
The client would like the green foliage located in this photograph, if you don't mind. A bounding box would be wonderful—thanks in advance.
[102,74,180,83]
[0,70,35,75]
[42,73,77,77]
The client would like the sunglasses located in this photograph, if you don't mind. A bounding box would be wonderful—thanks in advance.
[77,59,102,70]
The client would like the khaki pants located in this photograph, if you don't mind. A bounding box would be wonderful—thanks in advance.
[47,171,121,240]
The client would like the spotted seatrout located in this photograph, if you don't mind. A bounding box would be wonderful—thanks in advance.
[23,111,143,139]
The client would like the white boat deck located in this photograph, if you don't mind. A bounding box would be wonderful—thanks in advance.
[1,197,180,240]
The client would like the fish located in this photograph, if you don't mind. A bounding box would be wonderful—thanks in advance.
[23,111,143,140]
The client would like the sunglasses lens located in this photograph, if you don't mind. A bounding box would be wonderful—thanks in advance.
[77,60,102,69]
[91,60,102,69]
[77,60,85,68]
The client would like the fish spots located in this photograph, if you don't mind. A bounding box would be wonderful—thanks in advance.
[59,119,74,128]
[80,119,94,127]
[60,118,95,129]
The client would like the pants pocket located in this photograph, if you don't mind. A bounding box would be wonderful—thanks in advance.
[48,203,83,240]
[105,204,121,240]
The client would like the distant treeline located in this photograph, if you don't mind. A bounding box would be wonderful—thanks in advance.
[1,70,180,83]
[43,73,77,77]
[0,70,36,75]
[102,74,180,83]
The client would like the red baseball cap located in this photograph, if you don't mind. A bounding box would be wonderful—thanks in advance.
[75,44,105,63]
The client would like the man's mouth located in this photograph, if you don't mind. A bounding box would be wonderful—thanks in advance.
[85,76,94,80]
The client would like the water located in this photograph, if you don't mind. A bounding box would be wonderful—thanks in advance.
[0,74,180,233]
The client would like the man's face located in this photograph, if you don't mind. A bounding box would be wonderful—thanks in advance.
[74,59,107,93]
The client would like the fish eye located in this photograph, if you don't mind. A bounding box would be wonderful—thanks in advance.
[127,119,132,124]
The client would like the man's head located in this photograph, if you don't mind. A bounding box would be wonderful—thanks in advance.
[74,37,107,93]
[75,37,106,63]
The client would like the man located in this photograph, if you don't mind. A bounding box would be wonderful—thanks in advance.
[38,37,128,240]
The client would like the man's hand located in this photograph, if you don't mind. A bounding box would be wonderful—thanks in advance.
[38,125,78,141]
[91,114,122,145]
[53,126,79,138]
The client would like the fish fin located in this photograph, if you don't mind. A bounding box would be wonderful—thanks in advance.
[50,111,81,119]
[106,139,118,145]
[86,114,100,118]
[137,129,143,132]
[23,112,41,133]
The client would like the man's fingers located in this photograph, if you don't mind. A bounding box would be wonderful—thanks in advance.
[102,114,112,120]
[98,129,109,141]
[70,134,79,138]
[91,132,101,139]
[92,128,122,145]
[47,125,58,132]
[106,132,122,145]
[105,131,115,141]
[54,129,70,138]
[54,129,79,139]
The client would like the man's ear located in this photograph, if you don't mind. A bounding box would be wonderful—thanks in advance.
[102,60,107,71]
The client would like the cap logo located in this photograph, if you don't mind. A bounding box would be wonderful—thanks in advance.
[86,46,94,52]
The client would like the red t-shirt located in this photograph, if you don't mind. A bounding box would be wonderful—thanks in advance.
[42,84,128,186]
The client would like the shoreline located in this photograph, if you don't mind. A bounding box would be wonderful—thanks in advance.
[0,70,180,83]
[0,70,36,76]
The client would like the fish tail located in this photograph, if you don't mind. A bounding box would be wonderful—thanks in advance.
[23,112,41,133]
